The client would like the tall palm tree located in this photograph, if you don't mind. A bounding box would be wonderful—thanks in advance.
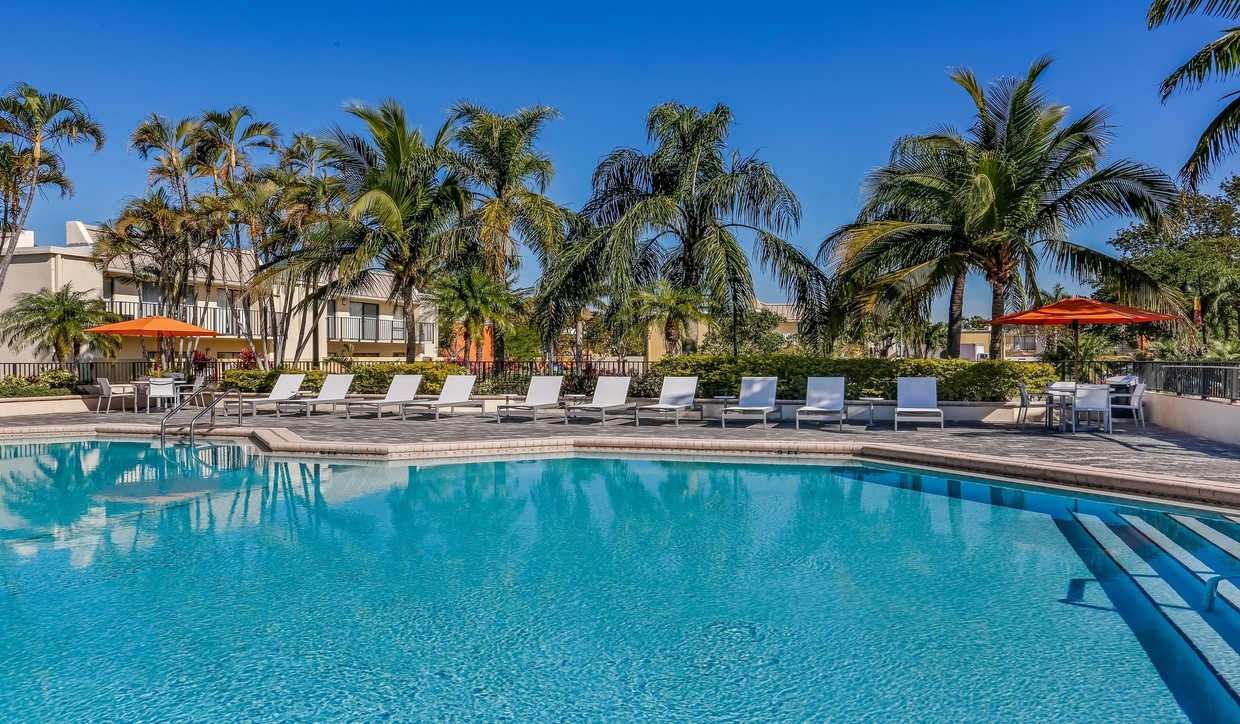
[450,102,567,365]
[540,102,827,354]
[0,284,121,366]
[0,142,71,242]
[302,99,469,362]
[0,83,105,296]
[449,102,566,276]
[1148,0,1240,187]
[823,57,1179,358]
[433,265,518,365]
[194,106,280,186]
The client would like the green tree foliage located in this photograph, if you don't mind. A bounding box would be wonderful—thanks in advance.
[433,265,519,364]
[0,284,121,366]
[701,308,790,355]
[1102,177,1240,350]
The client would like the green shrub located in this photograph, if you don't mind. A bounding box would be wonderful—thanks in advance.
[38,369,80,392]
[350,362,468,395]
[0,375,70,398]
[219,368,325,393]
[649,354,1056,402]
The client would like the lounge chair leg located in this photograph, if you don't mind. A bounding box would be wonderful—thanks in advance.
[634,411,640,426]
[600,410,606,425]
[795,415,800,430]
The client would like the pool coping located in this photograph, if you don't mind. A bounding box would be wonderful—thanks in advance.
[1,421,1236,509]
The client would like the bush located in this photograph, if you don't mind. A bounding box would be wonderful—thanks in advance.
[649,354,1056,402]
[350,362,468,395]
[0,375,70,398]
[38,369,80,392]
[220,363,468,395]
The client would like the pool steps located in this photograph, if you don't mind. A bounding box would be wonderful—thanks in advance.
[1075,512,1240,712]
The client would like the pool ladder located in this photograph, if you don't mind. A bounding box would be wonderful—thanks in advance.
[159,387,243,446]
[1203,575,1240,611]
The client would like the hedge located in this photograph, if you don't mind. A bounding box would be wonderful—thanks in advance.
[220,362,468,395]
[649,354,1057,402]
[0,375,73,399]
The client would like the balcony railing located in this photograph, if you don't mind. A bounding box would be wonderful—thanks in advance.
[106,301,286,338]
[327,316,406,343]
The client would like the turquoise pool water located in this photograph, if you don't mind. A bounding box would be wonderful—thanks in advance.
[2,440,1240,721]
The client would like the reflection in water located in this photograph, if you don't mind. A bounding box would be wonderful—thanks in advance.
[0,445,1227,721]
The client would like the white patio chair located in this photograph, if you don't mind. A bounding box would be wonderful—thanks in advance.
[344,374,422,419]
[276,374,360,416]
[145,377,178,413]
[401,375,484,420]
[894,377,943,431]
[179,374,209,407]
[96,377,135,413]
[1015,382,1054,431]
[1110,382,1146,431]
[721,377,778,428]
[497,376,564,423]
[224,373,305,416]
[564,376,632,424]
[795,377,847,430]
[1070,384,1112,433]
[634,376,698,426]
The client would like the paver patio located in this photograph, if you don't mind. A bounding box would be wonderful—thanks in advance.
[5,407,1240,485]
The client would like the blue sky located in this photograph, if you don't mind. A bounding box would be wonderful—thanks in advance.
[4,1,1232,317]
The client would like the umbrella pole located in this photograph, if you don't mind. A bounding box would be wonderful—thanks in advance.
[1072,320,1080,383]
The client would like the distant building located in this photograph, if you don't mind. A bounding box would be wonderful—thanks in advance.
[0,222,439,364]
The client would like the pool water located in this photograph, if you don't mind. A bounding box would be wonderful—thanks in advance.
[2,440,1240,721]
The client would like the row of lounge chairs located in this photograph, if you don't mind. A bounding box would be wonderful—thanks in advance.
[213,372,946,429]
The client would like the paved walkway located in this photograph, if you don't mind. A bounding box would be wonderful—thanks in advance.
[6,407,1240,484]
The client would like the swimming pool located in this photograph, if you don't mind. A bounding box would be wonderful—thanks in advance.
[1,439,1238,721]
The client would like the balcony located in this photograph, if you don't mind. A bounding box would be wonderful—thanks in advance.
[327,316,406,343]
[106,300,286,338]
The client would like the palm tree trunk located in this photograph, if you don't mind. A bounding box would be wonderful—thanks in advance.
[945,270,966,358]
[989,284,1005,359]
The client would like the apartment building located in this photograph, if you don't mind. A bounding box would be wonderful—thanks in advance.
[0,222,439,364]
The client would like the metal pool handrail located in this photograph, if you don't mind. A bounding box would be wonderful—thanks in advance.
[1202,574,1240,611]
[188,388,243,445]
[159,389,207,445]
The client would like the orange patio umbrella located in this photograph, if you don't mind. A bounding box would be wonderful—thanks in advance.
[86,315,219,369]
[989,298,1182,381]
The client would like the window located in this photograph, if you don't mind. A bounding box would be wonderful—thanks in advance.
[350,302,379,340]
[1008,335,1037,352]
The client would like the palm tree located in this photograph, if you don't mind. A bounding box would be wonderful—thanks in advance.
[823,57,1179,359]
[540,102,826,354]
[0,142,71,242]
[450,102,567,365]
[129,113,202,207]
[1148,0,1240,187]
[0,83,105,296]
[449,102,566,276]
[194,106,279,186]
[0,284,121,366]
[303,99,469,362]
[627,279,711,356]
[433,265,518,365]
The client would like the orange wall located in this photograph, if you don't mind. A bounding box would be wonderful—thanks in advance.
[443,324,495,362]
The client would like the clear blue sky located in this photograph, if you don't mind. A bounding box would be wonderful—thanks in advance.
[5,0,1231,317]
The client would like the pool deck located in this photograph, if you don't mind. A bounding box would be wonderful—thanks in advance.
[4,406,1240,508]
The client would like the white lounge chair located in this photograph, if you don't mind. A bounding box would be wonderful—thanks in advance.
[634,376,698,426]
[795,377,847,430]
[225,373,305,416]
[401,375,484,420]
[1070,384,1112,433]
[274,374,360,417]
[894,377,943,430]
[344,374,422,419]
[497,376,564,423]
[564,376,631,424]
[721,377,778,428]
[1110,382,1147,431]
[96,377,135,413]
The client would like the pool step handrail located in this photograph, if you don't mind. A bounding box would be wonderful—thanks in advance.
[188,388,243,445]
[1203,575,1240,611]
[159,389,209,445]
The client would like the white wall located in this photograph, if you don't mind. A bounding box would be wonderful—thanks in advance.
[1144,393,1240,447]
